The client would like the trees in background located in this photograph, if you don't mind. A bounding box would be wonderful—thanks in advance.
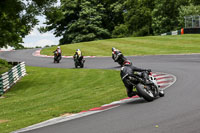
[0,0,56,48]
[42,0,110,44]
[178,4,200,29]
[123,0,155,36]
[152,0,179,35]
[1,0,199,47]
[41,0,126,44]
[101,0,125,34]
[42,0,199,44]
[152,0,191,35]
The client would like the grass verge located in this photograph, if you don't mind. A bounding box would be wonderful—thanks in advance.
[0,66,125,133]
[41,34,200,56]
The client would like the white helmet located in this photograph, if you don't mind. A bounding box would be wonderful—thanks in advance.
[57,46,60,49]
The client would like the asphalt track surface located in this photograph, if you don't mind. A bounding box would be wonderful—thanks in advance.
[1,49,200,133]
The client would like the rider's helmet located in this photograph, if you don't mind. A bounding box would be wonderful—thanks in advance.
[76,49,81,56]
[112,47,116,52]
[57,46,60,49]
[123,60,132,66]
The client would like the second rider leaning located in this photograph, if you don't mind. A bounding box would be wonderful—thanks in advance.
[112,47,127,66]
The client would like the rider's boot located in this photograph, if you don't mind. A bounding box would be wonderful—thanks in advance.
[159,87,165,97]
[128,91,137,98]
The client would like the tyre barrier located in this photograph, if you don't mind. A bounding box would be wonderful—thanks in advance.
[0,62,26,96]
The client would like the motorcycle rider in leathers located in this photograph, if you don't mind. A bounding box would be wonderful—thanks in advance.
[120,60,164,98]
[53,46,62,62]
[73,49,83,62]
[112,47,125,62]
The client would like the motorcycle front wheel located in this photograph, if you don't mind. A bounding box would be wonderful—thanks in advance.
[80,63,84,68]
[136,83,154,102]
[75,63,78,68]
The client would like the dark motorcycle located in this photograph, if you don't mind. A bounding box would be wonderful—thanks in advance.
[53,51,61,63]
[116,53,127,66]
[74,56,85,68]
[112,52,127,66]
[124,71,164,102]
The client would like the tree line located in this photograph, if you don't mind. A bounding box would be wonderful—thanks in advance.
[0,0,56,49]
[1,0,200,48]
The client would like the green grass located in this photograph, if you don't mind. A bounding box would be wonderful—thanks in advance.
[0,59,12,74]
[41,34,200,56]
[0,66,126,133]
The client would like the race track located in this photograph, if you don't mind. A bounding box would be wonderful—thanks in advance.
[1,49,200,133]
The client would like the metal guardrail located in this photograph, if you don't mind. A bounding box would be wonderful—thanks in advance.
[161,29,182,36]
[0,62,26,96]
[161,28,200,36]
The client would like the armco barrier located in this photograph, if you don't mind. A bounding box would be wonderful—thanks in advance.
[0,62,26,96]
[161,28,200,36]
[183,28,200,34]
[161,29,182,36]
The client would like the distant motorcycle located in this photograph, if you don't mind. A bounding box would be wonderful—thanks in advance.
[53,51,61,63]
[116,53,127,66]
[112,52,127,66]
[124,71,164,102]
[74,56,85,68]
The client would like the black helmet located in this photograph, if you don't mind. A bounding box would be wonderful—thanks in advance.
[123,60,132,66]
